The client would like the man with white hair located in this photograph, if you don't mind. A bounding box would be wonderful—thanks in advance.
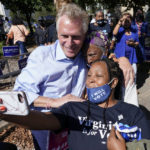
[14,3,134,150]
[14,3,88,150]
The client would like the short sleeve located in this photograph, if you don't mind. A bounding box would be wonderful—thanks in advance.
[115,27,125,40]
[22,25,29,36]
[133,108,150,139]
[52,103,69,129]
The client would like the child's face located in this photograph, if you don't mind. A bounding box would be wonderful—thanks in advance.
[86,61,109,88]
[86,44,103,65]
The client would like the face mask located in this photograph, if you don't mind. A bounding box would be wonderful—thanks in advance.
[97,19,105,26]
[86,79,114,104]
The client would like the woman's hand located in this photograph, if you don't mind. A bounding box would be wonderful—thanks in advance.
[107,127,126,150]
[126,40,135,46]
[126,40,139,47]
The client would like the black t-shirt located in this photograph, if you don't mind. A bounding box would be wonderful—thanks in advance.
[52,101,150,150]
[47,23,58,43]
[89,22,111,38]
[34,26,47,45]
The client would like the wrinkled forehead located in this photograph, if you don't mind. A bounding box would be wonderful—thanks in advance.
[57,15,83,31]
[87,44,103,53]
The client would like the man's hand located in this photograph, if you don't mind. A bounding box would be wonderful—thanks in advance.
[50,94,85,108]
[118,57,134,87]
[107,127,126,150]
[34,94,85,108]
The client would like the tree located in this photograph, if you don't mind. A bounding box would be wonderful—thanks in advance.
[0,0,54,34]
[121,0,148,16]
[74,0,149,16]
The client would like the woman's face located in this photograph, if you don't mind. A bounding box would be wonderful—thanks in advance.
[86,61,109,88]
[86,44,103,65]
[122,16,131,29]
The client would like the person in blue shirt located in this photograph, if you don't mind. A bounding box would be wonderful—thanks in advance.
[132,9,149,63]
[13,4,136,150]
[113,13,139,107]
[14,3,88,150]
[113,13,139,66]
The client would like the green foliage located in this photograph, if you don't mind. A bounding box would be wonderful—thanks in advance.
[0,0,55,33]
[0,41,5,56]
[73,0,149,15]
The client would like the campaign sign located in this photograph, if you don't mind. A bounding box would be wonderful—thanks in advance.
[48,129,68,150]
[3,46,19,57]
[18,57,28,70]
[145,47,150,61]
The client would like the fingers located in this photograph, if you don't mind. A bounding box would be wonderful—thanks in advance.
[109,126,116,138]
[0,99,6,113]
[115,130,124,141]
[0,106,7,112]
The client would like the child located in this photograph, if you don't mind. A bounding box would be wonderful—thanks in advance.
[1,59,150,150]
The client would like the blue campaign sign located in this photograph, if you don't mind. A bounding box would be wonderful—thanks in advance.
[18,57,28,70]
[3,46,19,57]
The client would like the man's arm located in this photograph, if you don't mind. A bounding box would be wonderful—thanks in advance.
[33,94,85,108]
[1,111,61,131]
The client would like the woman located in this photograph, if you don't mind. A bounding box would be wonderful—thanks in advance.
[113,13,139,107]
[133,9,148,63]
[113,13,139,74]
[85,31,109,66]
[1,58,150,150]
[6,16,29,59]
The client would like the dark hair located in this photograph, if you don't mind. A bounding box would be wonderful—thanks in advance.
[95,10,104,17]
[86,58,124,124]
[122,12,133,21]
[12,16,24,25]
[93,58,124,99]
[38,20,46,27]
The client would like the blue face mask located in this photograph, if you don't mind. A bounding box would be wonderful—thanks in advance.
[86,79,114,104]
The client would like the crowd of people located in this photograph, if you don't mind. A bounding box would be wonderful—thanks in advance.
[0,1,150,150]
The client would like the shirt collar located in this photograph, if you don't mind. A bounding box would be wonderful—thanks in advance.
[56,40,81,61]
[56,41,67,61]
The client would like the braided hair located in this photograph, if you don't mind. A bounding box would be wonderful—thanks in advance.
[102,58,123,99]
[86,58,124,124]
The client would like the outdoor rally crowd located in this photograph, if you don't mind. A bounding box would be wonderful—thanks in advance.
[0,1,150,150]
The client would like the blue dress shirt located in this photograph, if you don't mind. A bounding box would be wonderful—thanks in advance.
[14,40,87,110]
